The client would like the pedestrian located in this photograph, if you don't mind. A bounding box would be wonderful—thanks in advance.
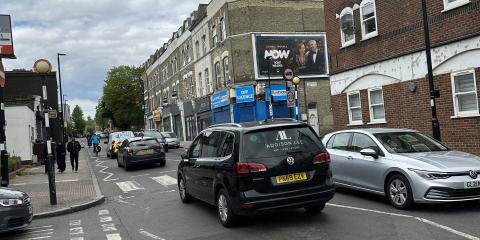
[56,142,66,173]
[67,137,82,172]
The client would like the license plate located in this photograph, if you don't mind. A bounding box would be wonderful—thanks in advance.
[464,180,480,189]
[137,149,155,155]
[275,172,308,184]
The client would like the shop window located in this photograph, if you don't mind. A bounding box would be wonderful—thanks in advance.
[451,70,479,117]
[340,7,355,47]
[347,92,363,125]
[368,88,385,123]
[360,0,378,40]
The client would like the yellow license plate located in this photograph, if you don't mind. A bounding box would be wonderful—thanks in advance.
[137,149,155,155]
[275,172,308,184]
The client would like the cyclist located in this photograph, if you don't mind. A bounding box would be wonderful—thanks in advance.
[91,133,100,156]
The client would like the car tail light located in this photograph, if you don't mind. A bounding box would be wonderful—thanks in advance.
[313,152,330,165]
[127,147,134,153]
[235,162,267,174]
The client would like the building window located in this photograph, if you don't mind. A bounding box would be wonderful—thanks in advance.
[220,18,226,41]
[368,88,385,123]
[451,70,479,117]
[195,40,200,59]
[198,72,203,97]
[443,0,470,11]
[201,35,207,55]
[347,92,363,124]
[212,25,218,47]
[215,61,222,89]
[340,7,355,47]
[360,0,378,40]
[204,68,210,93]
[223,57,230,86]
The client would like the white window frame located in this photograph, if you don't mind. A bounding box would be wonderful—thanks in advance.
[339,7,355,47]
[360,0,378,40]
[215,61,222,89]
[220,17,227,41]
[442,0,470,12]
[368,88,386,124]
[347,91,363,125]
[451,69,479,117]
[223,57,230,86]
[212,25,218,47]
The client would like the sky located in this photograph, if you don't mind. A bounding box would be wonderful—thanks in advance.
[2,0,206,118]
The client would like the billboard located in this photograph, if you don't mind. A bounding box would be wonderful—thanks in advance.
[252,33,328,79]
[0,15,14,58]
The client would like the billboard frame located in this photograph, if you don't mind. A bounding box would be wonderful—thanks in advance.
[0,14,15,59]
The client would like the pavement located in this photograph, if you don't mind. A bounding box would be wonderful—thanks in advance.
[8,142,104,218]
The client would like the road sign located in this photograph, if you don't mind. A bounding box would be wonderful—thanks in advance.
[287,90,295,108]
[284,68,294,81]
[0,61,5,87]
[48,109,57,118]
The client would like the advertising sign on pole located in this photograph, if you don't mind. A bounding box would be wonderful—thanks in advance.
[287,90,295,108]
[0,15,14,58]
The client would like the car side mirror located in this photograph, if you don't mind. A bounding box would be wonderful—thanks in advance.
[360,148,379,159]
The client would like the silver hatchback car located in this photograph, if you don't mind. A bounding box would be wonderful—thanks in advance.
[322,128,480,209]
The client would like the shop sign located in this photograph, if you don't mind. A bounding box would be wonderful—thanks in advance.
[211,90,230,109]
[266,85,287,101]
[235,86,254,103]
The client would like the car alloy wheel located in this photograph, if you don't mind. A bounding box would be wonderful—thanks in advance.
[216,189,237,227]
[178,176,193,203]
[387,174,414,210]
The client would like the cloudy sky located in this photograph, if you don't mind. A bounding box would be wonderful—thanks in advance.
[2,0,206,118]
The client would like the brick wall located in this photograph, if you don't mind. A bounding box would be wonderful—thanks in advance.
[331,67,480,156]
[325,0,480,73]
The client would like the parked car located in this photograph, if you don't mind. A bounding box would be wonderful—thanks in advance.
[161,132,180,148]
[0,187,33,233]
[117,137,166,170]
[322,128,480,210]
[142,130,168,152]
[105,131,135,159]
[178,119,335,227]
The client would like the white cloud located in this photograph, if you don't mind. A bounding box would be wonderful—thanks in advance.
[67,98,98,119]
[2,0,206,120]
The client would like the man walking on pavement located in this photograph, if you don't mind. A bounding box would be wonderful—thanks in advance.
[67,137,82,172]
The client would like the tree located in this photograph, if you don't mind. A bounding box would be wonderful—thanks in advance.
[101,65,144,130]
[95,96,113,130]
[85,115,95,134]
[72,105,86,135]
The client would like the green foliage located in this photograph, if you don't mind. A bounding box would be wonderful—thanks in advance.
[0,155,22,173]
[65,121,76,137]
[72,105,86,134]
[100,65,144,130]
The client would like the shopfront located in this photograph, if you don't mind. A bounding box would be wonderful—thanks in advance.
[194,95,212,133]
[211,89,231,125]
[183,101,196,141]
[161,105,171,132]
[153,109,161,130]
[170,104,183,140]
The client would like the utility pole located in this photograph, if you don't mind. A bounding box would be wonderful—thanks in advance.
[421,0,441,141]
[0,59,8,187]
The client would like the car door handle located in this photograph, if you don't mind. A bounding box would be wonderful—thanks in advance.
[347,156,353,160]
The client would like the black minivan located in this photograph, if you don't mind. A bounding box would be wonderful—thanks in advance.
[177,119,335,227]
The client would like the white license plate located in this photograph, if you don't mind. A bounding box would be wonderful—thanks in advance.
[464,180,480,189]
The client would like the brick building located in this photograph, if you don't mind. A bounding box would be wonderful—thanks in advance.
[324,0,480,155]
[143,0,334,140]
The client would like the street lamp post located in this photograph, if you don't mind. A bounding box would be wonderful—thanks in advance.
[33,59,57,205]
[0,59,9,187]
[292,76,301,121]
[57,53,66,144]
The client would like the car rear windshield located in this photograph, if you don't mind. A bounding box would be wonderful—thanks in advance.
[373,132,448,153]
[129,139,158,147]
[243,127,323,160]
[162,132,176,138]
[143,131,163,139]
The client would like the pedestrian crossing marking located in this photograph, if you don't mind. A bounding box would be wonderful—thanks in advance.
[99,209,110,215]
[101,223,117,232]
[115,181,144,192]
[70,238,84,240]
[69,219,81,226]
[106,233,122,240]
[100,216,113,223]
[69,227,84,235]
[152,175,177,186]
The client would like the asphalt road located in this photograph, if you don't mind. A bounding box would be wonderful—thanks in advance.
[2,143,480,240]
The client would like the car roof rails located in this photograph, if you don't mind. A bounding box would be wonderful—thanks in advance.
[270,118,299,122]
[209,123,242,128]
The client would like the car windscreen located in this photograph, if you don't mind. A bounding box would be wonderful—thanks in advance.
[162,132,176,138]
[129,139,158,147]
[143,131,164,139]
[243,127,323,160]
[374,132,448,153]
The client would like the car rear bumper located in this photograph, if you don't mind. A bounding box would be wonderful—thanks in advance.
[0,205,33,233]
[234,185,335,215]
[127,153,165,166]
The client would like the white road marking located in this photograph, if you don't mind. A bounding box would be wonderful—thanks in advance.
[70,238,84,240]
[95,157,118,182]
[69,227,84,235]
[131,173,150,178]
[28,229,54,233]
[101,223,117,232]
[28,236,51,240]
[27,225,53,230]
[99,209,110,215]
[138,229,166,240]
[327,203,480,240]
[106,233,122,240]
[69,219,81,226]
[115,181,144,192]
[100,216,113,223]
[156,170,177,174]
[11,179,78,186]
[152,175,177,186]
